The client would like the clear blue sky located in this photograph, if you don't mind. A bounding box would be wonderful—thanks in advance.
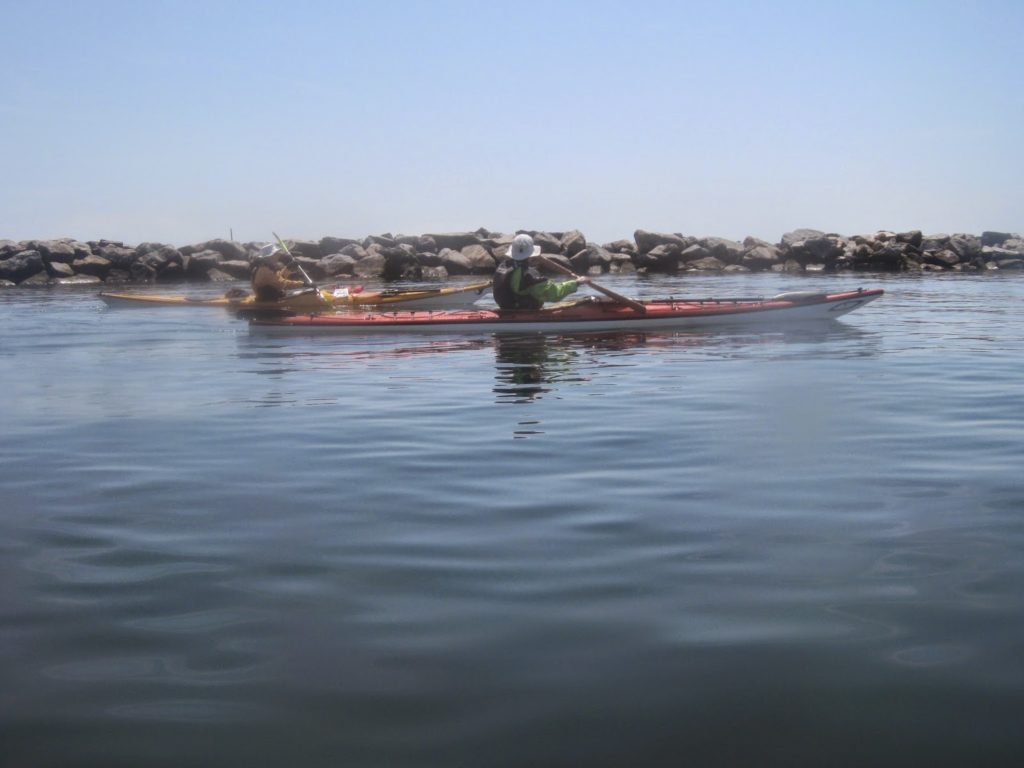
[2,0,1021,246]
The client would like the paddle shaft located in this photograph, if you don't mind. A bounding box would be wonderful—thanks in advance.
[537,256,646,313]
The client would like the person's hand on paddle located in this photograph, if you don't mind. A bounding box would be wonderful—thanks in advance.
[576,276,591,285]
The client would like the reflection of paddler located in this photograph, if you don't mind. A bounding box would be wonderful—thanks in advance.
[493,334,554,402]
[250,244,306,301]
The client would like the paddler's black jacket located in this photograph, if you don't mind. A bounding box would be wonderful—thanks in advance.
[492,259,579,310]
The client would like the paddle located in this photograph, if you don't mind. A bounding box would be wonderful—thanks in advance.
[272,231,318,292]
[537,255,646,313]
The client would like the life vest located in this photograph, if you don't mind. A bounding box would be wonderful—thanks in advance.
[493,260,543,310]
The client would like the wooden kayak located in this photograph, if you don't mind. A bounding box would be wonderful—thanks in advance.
[248,288,883,334]
[99,282,491,312]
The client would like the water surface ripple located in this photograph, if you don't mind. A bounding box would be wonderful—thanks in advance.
[2,273,1023,766]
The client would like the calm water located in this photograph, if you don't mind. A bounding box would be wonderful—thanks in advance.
[2,273,1023,767]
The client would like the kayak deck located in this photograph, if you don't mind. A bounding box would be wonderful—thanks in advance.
[99,281,491,311]
[249,288,884,334]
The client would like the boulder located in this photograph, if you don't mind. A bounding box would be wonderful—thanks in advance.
[685,256,727,272]
[183,249,224,278]
[46,261,76,278]
[602,239,636,254]
[1,239,23,258]
[981,231,1013,247]
[215,260,252,280]
[896,230,923,248]
[20,271,52,286]
[319,236,359,254]
[922,249,961,268]
[982,245,1024,262]
[286,240,322,260]
[0,250,45,283]
[438,247,475,275]
[321,253,358,277]
[571,245,614,273]
[34,239,78,264]
[780,229,826,248]
[525,231,562,255]
[459,244,496,271]
[339,243,368,260]
[948,234,982,260]
[560,229,587,256]
[742,244,782,269]
[182,238,247,261]
[633,230,691,253]
[353,252,386,278]
[95,243,137,270]
[700,237,745,264]
[71,255,112,279]
[362,234,397,249]
[424,232,482,251]
[920,234,951,252]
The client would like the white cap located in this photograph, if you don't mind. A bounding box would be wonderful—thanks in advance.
[509,234,541,261]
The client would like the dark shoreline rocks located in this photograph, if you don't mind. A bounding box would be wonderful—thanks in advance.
[1,228,1022,287]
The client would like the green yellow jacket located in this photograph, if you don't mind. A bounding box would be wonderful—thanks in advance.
[493,260,579,309]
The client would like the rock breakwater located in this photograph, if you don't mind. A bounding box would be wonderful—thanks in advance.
[2,228,1022,287]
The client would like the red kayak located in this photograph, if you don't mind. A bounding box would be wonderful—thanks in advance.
[248,288,883,334]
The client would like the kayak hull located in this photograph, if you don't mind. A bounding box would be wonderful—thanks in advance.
[249,288,884,334]
[99,282,491,311]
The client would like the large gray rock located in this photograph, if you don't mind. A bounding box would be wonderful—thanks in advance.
[0,239,23,258]
[319,236,359,254]
[780,229,826,248]
[182,238,247,261]
[742,244,782,269]
[34,239,78,264]
[183,249,223,279]
[71,255,111,278]
[321,253,358,277]
[339,243,368,260]
[634,230,691,253]
[424,231,482,251]
[948,234,982,260]
[0,250,45,283]
[47,261,76,279]
[685,256,727,271]
[922,249,961,268]
[95,243,137,270]
[285,240,322,260]
[700,237,744,264]
[216,260,252,280]
[571,245,614,273]
[438,248,475,275]
[982,245,1024,262]
[896,230,923,248]
[560,229,587,256]
[353,252,386,278]
[981,231,1013,247]
[459,244,496,271]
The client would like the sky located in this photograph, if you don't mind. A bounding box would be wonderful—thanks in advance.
[1,0,1022,247]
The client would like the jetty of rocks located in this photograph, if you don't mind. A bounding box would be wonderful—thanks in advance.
[2,228,1022,287]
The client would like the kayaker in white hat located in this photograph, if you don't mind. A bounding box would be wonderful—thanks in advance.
[492,233,589,310]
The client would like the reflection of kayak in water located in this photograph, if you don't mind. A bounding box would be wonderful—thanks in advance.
[99,282,492,312]
[248,288,884,334]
